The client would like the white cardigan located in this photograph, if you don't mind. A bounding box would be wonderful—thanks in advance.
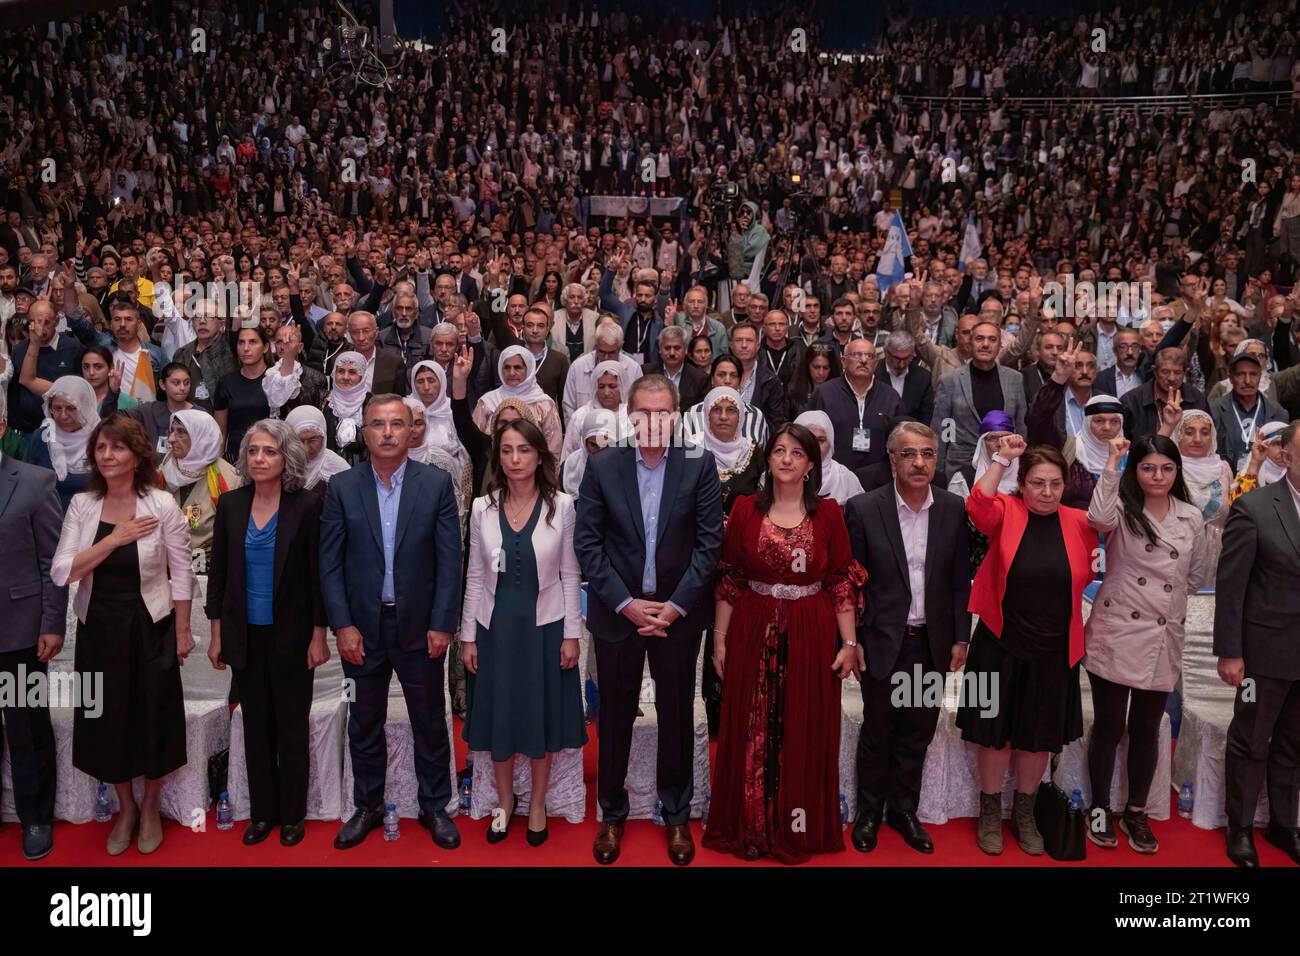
[52,488,194,624]
[460,491,582,642]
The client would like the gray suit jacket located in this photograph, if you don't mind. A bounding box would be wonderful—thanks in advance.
[0,455,68,651]
[930,363,1027,480]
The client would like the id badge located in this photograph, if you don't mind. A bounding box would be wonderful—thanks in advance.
[194,381,210,400]
[156,435,170,455]
[852,427,870,452]
[630,352,645,366]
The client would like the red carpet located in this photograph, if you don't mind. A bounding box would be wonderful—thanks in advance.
[2,721,1291,867]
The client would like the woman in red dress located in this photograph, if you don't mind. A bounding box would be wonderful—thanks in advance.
[704,423,864,864]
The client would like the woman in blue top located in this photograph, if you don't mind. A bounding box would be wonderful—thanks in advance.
[24,376,100,509]
[205,419,330,848]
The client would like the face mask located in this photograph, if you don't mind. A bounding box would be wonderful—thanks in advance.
[1004,323,1020,337]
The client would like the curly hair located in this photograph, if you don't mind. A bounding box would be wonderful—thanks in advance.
[86,413,164,497]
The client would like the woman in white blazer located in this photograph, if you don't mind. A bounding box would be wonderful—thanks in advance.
[460,418,586,847]
[52,414,194,857]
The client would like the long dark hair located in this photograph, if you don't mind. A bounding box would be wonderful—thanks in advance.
[1119,435,1191,545]
[87,413,164,496]
[709,354,742,385]
[755,423,822,517]
[789,343,842,408]
[484,418,559,527]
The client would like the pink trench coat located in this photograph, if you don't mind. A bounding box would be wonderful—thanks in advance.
[1084,469,1216,692]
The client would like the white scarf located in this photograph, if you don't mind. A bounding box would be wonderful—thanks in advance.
[971,431,1020,494]
[586,359,632,410]
[327,351,369,447]
[699,387,755,474]
[261,359,304,411]
[1073,397,1121,476]
[795,410,864,504]
[404,397,437,465]
[40,376,98,480]
[409,359,455,443]
[285,405,351,488]
[1256,420,1288,486]
[1174,410,1225,510]
[562,410,617,495]
[478,345,549,413]
[161,409,224,491]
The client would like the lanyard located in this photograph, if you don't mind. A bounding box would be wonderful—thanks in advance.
[765,345,791,377]
[1232,399,1262,446]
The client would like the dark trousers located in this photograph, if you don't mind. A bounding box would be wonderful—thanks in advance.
[0,646,56,826]
[855,630,941,821]
[344,606,452,816]
[233,626,314,824]
[1225,671,1300,829]
[595,625,702,826]
[1085,670,1166,811]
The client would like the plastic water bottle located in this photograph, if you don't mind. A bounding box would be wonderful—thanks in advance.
[1069,788,1083,812]
[215,791,234,830]
[383,803,400,841]
[1178,782,1194,819]
[652,799,665,826]
[93,783,112,823]
[839,792,851,828]
[459,776,472,813]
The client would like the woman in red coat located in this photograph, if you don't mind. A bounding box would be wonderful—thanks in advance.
[705,424,864,864]
[956,436,1099,858]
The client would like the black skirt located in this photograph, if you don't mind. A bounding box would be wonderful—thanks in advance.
[956,621,1083,753]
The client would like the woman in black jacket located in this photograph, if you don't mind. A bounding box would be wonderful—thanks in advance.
[206,418,330,848]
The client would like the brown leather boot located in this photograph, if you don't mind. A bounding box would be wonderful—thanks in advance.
[593,822,624,865]
[666,823,695,866]
[977,792,1003,855]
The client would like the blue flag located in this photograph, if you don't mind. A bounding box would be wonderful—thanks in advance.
[958,213,982,272]
[875,211,912,293]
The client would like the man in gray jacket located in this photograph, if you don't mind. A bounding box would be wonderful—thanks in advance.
[0,389,69,861]
[931,320,1028,483]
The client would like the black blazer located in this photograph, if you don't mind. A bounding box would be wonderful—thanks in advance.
[205,486,327,670]
[844,484,971,680]
[647,360,710,412]
[894,361,935,424]
[574,444,723,642]
[1213,480,1300,680]
[0,456,68,652]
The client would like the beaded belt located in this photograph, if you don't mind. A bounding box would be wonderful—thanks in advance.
[748,580,822,600]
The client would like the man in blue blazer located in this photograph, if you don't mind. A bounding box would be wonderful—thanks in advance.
[0,390,68,861]
[576,374,723,866]
[320,393,463,850]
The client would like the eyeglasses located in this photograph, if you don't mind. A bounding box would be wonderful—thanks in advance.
[892,448,937,461]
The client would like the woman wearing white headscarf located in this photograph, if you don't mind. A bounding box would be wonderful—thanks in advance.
[160,409,242,573]
[285,405,350,491]
[794,410,865,505]
[323,351,369,463]
[1166,409,1232,527]
[561,359,632,460]
[471,345,563,456]
[561,408,618,496]
[409,360,469,490]
[1231,419,1290,502]
[24,375,99,509]
[698,387,765,513]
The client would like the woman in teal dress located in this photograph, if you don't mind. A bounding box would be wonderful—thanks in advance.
[459,418,586,847]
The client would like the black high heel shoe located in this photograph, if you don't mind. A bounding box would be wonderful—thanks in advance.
[526,823,549,847]
[487,795,516,845]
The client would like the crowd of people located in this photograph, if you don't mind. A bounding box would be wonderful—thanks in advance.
[1,0,1299,868]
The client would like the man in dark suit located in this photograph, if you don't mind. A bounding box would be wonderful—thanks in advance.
[0,391,68,860]
[376,291,433,375]
[730,321,789,429]
[1215,420,1300,867]
[880,331,935,424]
[1021,329,1066,404]
[647,326,709,411]
[1121,347,1210,441]
[575,374,723,866]
[320,394,463,851]
[845,421,971,855]
[519,306,570,410]
[809,338,904,473]
[334,311,408,396]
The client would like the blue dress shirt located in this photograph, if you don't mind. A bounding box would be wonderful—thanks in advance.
[374,460,407,603]
[612,448,686,618]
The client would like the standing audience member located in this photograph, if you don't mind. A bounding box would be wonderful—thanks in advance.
[25,376,99,509]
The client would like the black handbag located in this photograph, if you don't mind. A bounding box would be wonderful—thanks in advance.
[1033,754,1087,861]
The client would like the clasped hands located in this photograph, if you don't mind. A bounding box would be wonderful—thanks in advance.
[623,598,679,637]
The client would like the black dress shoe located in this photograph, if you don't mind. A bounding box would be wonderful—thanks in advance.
[242,820,277,846]
[22,824,53,862]
[1225,825,1259,868]
[1264,822,1300,865]
[280,820,307,847]
[850,816,882,853]
[418,809,462,849]
[334,808,384,850]
[886,809,934,854]
[526,825,549,847]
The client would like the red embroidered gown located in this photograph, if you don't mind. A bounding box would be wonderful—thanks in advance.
[703,494,863,864]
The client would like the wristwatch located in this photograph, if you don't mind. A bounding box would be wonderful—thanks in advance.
[991,453,1012,467]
